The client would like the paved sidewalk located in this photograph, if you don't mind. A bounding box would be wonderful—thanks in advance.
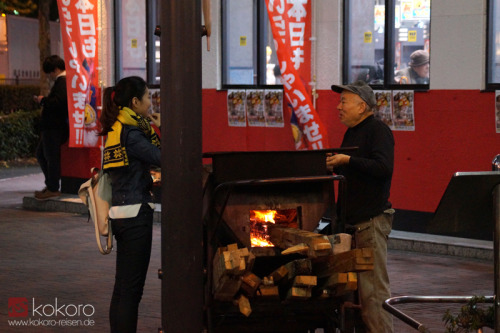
[0,171,495,332]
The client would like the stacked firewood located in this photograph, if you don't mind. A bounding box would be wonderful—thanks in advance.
[212,225,374,317]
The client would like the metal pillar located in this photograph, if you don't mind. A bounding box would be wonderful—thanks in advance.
[160,1,203,332]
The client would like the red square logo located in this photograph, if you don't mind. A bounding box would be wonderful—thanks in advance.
[8,297,28,317]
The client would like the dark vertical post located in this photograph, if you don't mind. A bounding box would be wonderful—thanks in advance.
[160,1,203,332]
[494,184,500,332]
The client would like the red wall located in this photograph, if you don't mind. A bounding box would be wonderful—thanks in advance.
[61,145,101,179]
[202,89,500,214]
[61,89,498,212]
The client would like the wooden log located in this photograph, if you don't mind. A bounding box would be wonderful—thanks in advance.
[293,275,317,287]
[257,285,280,299]
[213,244,255,301]
[346,272,358,291]
[313,248,374,278]
[268,265,289,283]
[286,286,312,300]
[237,295,252,317]
[285,258,312,278]
[322,272,348,289]
[327,233,352,255]
[268,225,332,258]
[331,272,358,296]
[240,272,261,297]
[213,275,242,301]
[281,243,309,255]
[262,276,274,286]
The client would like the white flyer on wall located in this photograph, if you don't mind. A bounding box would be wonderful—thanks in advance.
[227,90,247,127]
[246,90,266,127]
[392,90,415,131]
[264,90,284,128]
[373,90,394,130]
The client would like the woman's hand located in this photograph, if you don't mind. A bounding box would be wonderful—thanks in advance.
[149,113,161,128]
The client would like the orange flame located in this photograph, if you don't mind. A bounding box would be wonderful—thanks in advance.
[252,210,277,223]
[250,210,277,247]
[251,236,274,247]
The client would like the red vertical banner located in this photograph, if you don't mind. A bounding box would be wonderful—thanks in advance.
[57,0,100,148]
[265,0,329,150]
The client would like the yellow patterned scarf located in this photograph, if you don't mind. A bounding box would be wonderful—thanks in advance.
[103,107,160,170]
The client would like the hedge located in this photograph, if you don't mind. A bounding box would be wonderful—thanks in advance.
[0,110,41,160]
[0,85,40,114]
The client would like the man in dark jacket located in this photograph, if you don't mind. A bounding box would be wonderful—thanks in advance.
[327,80,395,332]
[394,50,430,84]
[34,55,69,200]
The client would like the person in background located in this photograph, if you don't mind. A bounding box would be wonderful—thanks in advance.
[327,80,395,332]
[394,49,430,84]
[34,55,69,200]
[98,76,161,333]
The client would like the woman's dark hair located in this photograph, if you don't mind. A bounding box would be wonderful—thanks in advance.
[99,76,148,135]
[42,55,65,73]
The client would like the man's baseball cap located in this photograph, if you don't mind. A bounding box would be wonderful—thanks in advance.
[409,50,429,67]
[331,80,377,109]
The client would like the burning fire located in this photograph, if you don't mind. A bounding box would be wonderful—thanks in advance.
[250,210,276,247]
[252,210,277,223]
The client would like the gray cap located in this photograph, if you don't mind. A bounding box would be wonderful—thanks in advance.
[409,50,429,67]
[331,80,376,109]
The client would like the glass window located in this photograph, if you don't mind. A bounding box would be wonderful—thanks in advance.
[115,0,147,80]
[344,0,431,88]
[487,0,500,87]
[114,0,160,85]
[391,0,431,85]
[344,1,386,85]
[147,0,161,85]
[221,0,281,87]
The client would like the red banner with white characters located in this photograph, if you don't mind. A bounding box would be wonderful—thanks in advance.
[265,0,329,150]
[57,0,100,147]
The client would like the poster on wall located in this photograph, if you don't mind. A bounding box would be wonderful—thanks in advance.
[149,88,160,116]
[373,90,394,130]
[392,90,415,131]
[246,90,266,127]
[227,90,247,127]
[496,91,500,133]
[264,90,284,128]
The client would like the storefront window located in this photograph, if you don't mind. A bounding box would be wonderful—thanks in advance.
[344,0,385,85]
[221,0,281,87]
[114,0,160,85]
[147,0,161,85]
[344,0,431,88]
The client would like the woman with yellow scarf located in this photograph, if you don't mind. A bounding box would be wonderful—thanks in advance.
[98,76,161,333]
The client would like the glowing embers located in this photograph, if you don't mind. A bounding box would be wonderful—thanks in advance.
[249,209,299,247]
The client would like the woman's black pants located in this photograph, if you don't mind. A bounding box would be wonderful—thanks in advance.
[109,204,153,333]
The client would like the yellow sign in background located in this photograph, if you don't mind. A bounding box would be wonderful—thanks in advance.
[408,30,417,42]
[364,32,372,43]
[240,36,247,46]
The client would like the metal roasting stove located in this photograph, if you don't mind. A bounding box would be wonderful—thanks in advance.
[202,150,351,333]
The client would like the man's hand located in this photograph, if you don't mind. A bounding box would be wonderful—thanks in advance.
[326,153,350,171]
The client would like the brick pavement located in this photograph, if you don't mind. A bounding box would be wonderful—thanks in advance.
[0,172,495,332]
